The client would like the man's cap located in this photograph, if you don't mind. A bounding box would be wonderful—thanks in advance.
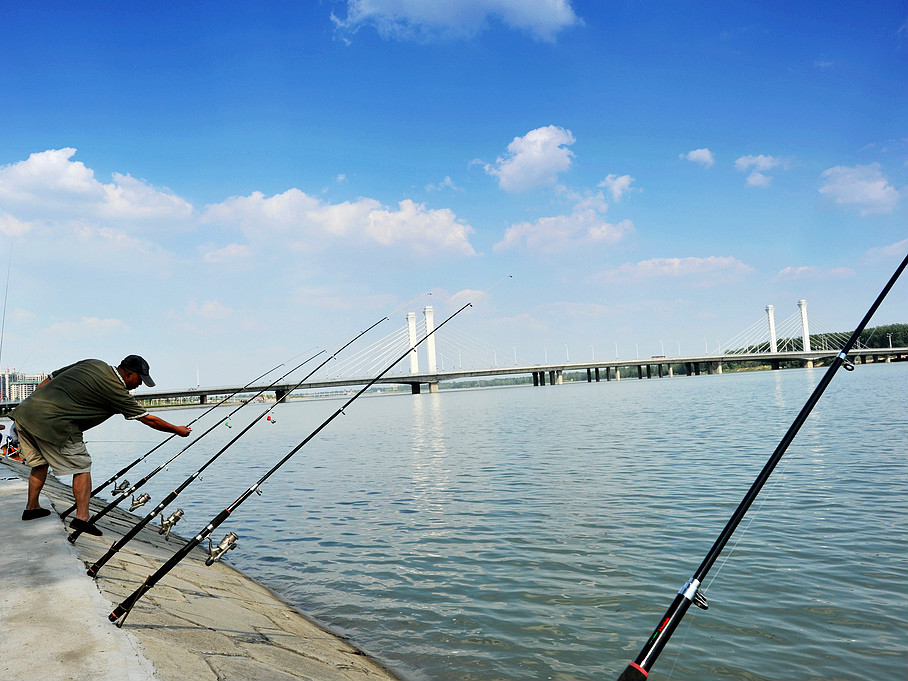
[120,355,155,387]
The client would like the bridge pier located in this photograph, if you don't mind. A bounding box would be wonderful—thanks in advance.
[410,382,421,394]
[199,394,207,405]
[595,368,600,381]
[428,382,439,393]
[275,388,289,403]
[637,366,643,380]
[646,365,652,379]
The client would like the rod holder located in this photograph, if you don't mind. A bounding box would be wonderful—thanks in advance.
[206,532,238,566]
[158,508,184,540]
[129,492,151,511]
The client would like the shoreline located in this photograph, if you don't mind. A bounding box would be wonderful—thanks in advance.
[0,455,404,681]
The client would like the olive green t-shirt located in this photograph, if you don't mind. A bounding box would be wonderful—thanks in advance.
[12,359,148,446]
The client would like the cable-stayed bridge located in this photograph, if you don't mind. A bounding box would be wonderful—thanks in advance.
[125,300,905,405]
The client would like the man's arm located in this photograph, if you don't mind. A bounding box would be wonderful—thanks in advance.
[137,414,191,437]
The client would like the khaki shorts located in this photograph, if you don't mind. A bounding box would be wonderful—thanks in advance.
[15,424,92,476]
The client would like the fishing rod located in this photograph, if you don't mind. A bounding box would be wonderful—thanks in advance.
[616,252,908,681]
[67,349,327,542]
[108,277,509,626]
[0,247,11,377]
[58,359,291,520]
[86,311,392,575]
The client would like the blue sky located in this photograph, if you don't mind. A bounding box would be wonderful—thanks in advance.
[1,1,905,388]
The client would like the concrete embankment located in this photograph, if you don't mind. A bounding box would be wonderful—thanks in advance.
[0,456,401,681]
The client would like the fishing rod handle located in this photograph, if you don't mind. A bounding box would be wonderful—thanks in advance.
[616,663,648,681]
[109,508,230,625]
[618,589,695,680]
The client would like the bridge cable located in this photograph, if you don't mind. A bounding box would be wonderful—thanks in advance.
[614,252,908,681]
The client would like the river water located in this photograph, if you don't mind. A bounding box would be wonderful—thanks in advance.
[87,362,907,681]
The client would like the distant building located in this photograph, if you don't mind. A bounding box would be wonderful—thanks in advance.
[1,370,47,401]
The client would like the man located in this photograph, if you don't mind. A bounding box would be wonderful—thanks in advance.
[11,355,192,536]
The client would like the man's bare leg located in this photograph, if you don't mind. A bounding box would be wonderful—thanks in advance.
[72,471,92,521]
[26,464,49,510]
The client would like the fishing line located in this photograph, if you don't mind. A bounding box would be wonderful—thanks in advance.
[57,354,307,520]
[108,277,509,625]
[67,349,327,541]
[703,449,797,594]
[87,292,433,573]
[615,254,907,681]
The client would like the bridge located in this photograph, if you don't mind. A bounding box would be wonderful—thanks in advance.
[127,346,903,406]
[128,299,907,405]
[1,299,904,413]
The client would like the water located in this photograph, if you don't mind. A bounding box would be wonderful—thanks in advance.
[86,363,907,680]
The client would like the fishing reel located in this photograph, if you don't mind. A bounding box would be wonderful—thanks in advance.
[113,479,131,494]
[205,532,238,566]
[129,492,151,511]
[158,508,184,540]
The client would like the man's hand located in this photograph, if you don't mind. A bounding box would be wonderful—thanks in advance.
[139,414,192,437]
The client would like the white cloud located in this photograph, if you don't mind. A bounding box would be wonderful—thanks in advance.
[775,265,855,280]
[818,163,900,215]
[0,148,98,201]
[862,238,908,261]
[185,299,233,320]
[485,125,575,192]
[203,190,477,256]
[365,199,476,254]
[0,148,193,225]
[203,243,252,263]
[735,154,782,172]
[426,175,458,192]
[746,171,773,187]
[734,154,785,188]
[597,256,755,285]
[0,212,33,236]
[46,316,130,338]
[494,205,634,253]
[598,174,635,202]
[680,148,714,168]
[332,0,580,42]
[203,189,322,237]
[100,172,194,221]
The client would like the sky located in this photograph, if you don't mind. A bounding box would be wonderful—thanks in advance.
[0,0,906,389]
